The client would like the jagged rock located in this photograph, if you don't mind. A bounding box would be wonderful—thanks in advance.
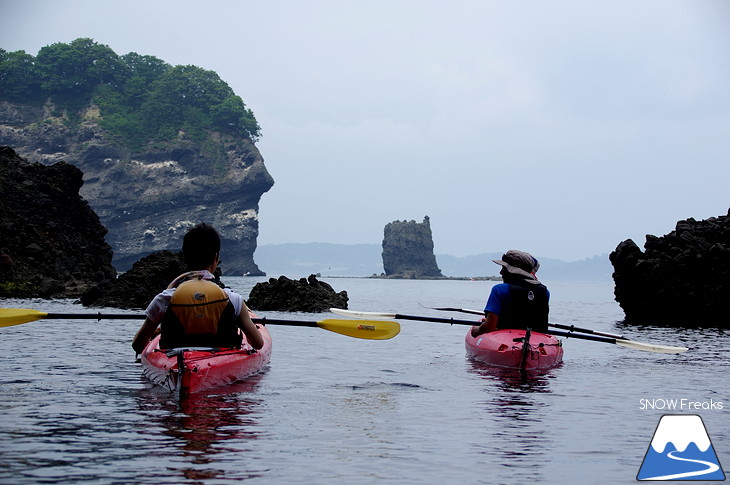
[609,209,730,327]
[0,100,274,276]
[382,216,443,278]
[247,275,348,312]
[80,250,188,309]
[0,146,117,297]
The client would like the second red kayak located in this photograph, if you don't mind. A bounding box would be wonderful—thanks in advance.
[465,328,563,370]
[141,322,272,397]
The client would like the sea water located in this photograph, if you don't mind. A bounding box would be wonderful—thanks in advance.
[0,277,727,484]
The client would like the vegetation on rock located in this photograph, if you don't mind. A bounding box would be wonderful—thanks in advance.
[1,39,272,276]
[0,38,261,150]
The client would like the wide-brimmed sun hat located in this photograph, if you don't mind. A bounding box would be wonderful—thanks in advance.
[493,250,540,279]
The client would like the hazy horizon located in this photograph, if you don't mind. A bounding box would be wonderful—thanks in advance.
[3,1,728,262]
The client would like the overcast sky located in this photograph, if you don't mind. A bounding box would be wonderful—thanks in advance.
[3,0,729,261]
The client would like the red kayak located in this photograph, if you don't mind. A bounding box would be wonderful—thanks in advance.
[465,328,563,370]
[141,322,272,397]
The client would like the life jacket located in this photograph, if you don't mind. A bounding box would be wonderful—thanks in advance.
[159,277,242,349]
[498,282,549,333]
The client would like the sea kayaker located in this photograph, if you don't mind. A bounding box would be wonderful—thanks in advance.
[132,223,264,354]
[471,249,549,337]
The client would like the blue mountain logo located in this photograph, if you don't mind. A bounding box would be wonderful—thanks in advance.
[637,414,725,481]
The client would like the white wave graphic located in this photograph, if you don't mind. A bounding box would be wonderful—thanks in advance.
[640,450,720,480]
[650,415,711,453]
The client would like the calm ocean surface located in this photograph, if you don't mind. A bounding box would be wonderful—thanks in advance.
[0,277,727,484]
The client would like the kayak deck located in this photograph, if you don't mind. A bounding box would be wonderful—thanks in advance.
[141,323,272,397]
[465,328,563,370]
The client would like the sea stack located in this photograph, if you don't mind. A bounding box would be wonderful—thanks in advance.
[382,216,443,278]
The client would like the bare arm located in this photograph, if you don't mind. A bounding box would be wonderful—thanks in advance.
[471,312,499,337]
[238,302,264,350]
[132,317,160,354]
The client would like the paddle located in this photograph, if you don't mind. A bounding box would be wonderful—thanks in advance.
[0,308,400,340]
[330,308,688,354]
[425,305,626,339]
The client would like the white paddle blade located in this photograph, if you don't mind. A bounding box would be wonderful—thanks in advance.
[615,339,688,354]
[330,308,396,320]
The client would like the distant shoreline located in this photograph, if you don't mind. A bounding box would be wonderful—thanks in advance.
[254,243,613,281]
[324,275,501,281]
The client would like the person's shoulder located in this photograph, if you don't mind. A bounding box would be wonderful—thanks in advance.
[491,283,510,294]
[487,283,511,302]
[155,288,176,300]
[223,288,244,301]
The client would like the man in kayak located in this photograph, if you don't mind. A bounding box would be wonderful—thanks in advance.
[471,249,549,337]
[132,223,265,354]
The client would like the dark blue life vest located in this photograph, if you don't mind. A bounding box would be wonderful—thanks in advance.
[498,282,549,333]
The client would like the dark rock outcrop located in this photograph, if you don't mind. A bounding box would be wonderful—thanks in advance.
[609,210,730,327]
[247,275,348,312]
[0,100,274,276]
[0,146,117,297]
[382,216,443,278]
[80,250,187,309]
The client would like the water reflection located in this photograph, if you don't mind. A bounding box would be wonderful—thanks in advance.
[467,360,559,483]
[613,322,730,370]
[136,374,267,482]
[467,360,558,394]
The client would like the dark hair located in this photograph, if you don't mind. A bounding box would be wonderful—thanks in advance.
[182,223,220,270]
[499,266,526,285]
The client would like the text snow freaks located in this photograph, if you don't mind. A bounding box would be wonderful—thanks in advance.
[640,399,724,411]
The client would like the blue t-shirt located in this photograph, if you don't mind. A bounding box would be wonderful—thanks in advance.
[484,283,550,315]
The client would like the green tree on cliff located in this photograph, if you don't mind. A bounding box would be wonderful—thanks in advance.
[0,49,42,101]
[0,38,261,147]
[34,38,126,107]
[137,64,259,143]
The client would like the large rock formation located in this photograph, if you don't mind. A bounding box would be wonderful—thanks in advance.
[609,209,730,327]
[0,100,274,276]
[0,146,117,297]
[382,216,443,278]
[80,250,187,309]
[247,275,348,312]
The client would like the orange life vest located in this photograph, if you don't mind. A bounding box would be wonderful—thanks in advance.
[159,277,242,349]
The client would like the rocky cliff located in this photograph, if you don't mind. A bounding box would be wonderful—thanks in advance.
[610,209,730,327]
[0,146,117,297]
[0,100,274,276]
[382,216,443,278]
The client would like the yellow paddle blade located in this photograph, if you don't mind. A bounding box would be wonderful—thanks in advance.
[316,319,400,340]
[0,308,49,327]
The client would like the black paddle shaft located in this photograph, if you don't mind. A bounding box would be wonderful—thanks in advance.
[45,312,144,320]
